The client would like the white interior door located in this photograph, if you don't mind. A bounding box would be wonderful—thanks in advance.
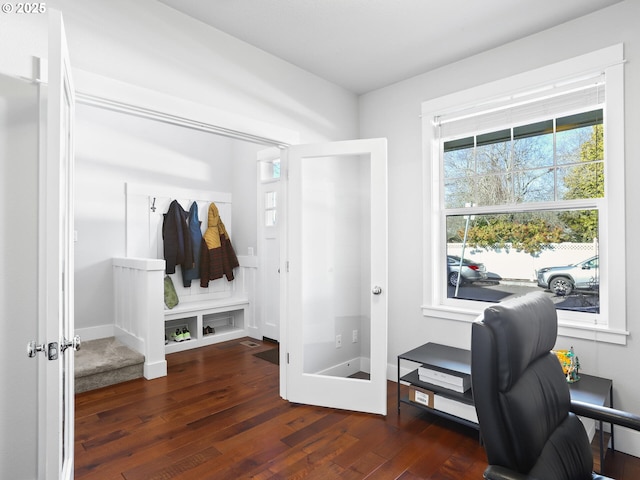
[40,10,77,480]
[257,149,282,341]
[0,68,41,480]
[282,138,388,415]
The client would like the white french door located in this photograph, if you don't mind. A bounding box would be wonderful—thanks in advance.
[281,138,388,415]
[0,8,76,479]
[40,10,77,480]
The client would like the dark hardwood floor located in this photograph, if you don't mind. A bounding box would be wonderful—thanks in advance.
[75,338,640,479]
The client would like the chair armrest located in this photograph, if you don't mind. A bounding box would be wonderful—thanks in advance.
[571,400,640,431]
[483,465,532,480]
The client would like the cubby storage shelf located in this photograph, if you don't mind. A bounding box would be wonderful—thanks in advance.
[164,296,249,354]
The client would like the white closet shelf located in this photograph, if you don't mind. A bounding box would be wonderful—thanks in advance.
[164,296,249,354]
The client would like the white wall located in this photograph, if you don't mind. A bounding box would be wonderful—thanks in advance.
[231,140,263,257]
[359,0,640,456]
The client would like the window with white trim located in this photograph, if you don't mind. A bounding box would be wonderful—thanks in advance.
[422,45,627,344]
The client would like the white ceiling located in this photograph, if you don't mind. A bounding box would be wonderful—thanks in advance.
[158,0,622,95]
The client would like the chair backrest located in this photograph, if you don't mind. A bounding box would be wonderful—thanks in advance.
[471,292,594,479]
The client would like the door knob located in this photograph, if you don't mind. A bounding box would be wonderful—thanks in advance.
[372,286,382,295]
[61,335,81,353]
[27,341,45,358]
[27,341,59,360]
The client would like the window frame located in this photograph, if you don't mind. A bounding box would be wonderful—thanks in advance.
[421,44,627,344]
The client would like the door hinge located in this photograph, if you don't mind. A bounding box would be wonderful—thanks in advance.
[287,352,290,364]
[286,261,290,273]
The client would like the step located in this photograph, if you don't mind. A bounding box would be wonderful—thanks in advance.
[74,337,145,394]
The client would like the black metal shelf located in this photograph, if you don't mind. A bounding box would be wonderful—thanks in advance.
[397,343,478,430]
[400,369,474,405]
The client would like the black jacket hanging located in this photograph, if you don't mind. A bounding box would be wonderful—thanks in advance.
[162,200,194,275]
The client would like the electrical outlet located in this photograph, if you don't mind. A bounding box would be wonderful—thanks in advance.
[352,329,358,343]
[336,334,342,348]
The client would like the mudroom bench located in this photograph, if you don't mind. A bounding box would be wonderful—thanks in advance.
[164,296,249,354]
[112,256,251,380]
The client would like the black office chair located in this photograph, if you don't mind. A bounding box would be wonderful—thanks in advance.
[471,291,640,480]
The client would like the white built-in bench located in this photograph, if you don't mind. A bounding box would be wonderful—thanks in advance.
[163,296,249,354]
[113,256,252,379]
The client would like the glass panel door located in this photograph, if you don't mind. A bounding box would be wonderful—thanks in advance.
[300,153,372,380]
[283,138,387,415]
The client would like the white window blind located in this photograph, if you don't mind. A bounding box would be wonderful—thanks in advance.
[435,73,605,140]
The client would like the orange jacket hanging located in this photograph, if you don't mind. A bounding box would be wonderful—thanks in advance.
[200,202,239,286]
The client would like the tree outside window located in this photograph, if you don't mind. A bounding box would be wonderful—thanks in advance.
[443,110,603,312]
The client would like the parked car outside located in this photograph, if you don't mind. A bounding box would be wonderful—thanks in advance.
[536,256,599,295]
[447,255,488,287]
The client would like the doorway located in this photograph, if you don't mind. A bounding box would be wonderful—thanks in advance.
[258,148,283,342]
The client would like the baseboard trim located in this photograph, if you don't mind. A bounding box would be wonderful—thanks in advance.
[75,324,115,342]
[144,360,168,380]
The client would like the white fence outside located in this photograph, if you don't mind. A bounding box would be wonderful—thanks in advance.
[447,242,598,282]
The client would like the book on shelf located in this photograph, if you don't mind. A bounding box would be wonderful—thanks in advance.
[433,395,478,423]
[408,385,477,423]
[418,365,471,393]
